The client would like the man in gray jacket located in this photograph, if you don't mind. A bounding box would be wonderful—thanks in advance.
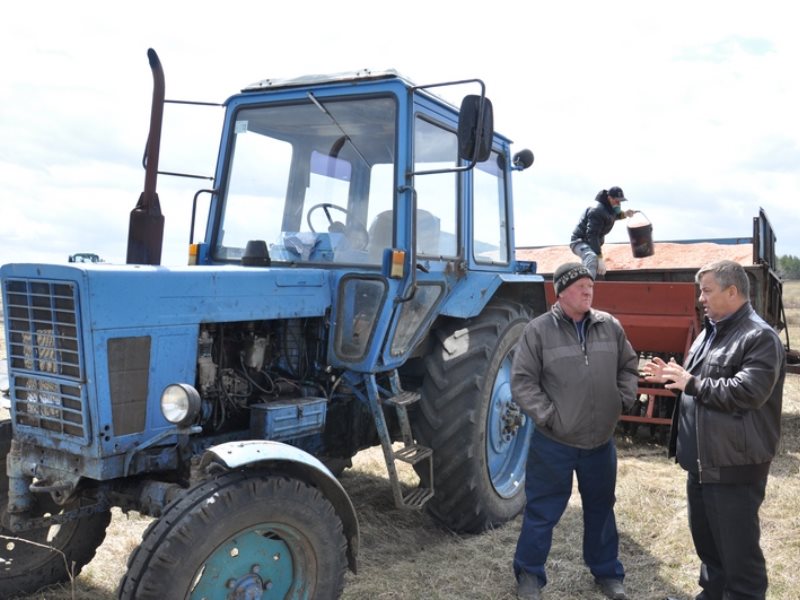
[644,260,785,600]
[511,262,639,600]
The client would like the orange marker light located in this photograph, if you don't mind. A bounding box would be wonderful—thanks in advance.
[390,250,405,278]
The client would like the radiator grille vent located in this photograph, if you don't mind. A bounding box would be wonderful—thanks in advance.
[3,278,89,442]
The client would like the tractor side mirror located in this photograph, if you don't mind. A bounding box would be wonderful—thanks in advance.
[458,94,494,163]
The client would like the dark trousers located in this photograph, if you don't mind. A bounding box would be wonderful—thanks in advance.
[513,430,624,587]
[687,472,768,600]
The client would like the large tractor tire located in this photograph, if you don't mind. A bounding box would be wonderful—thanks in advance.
[413,298,534,533]
[118,470,348,600]
[0,420,111,597]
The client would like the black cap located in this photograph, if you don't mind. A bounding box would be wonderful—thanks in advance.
[608,186,627,201]
[553,262,593,295]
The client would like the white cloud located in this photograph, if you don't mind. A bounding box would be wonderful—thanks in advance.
[2,0,799,270]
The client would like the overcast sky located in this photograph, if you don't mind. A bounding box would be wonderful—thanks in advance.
[2,1,798,268]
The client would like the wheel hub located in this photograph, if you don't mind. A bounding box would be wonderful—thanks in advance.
[500,401,524,441]
[226,568,268,599]
[190,527,294,600]
[486,353,531,498]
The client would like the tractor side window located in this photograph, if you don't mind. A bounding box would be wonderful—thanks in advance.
[413,118,457,257]
[473,151,509,264]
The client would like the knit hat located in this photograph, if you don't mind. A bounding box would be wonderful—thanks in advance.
[553,262,593,295]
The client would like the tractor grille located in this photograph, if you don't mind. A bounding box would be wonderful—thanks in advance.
[3,278,89,442]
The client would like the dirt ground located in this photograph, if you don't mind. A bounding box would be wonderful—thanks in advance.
[3,385,798,600]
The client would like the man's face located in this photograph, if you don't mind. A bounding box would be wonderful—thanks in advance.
[698,272,736,321]
[559,277,594,315]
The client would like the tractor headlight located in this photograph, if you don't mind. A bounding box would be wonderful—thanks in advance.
[160,383,201,427]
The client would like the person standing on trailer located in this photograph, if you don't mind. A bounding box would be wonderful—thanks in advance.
[510,262,639,600]
[570,186,636,279]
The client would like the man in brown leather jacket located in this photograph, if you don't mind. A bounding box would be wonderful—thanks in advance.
[643,260,785,600]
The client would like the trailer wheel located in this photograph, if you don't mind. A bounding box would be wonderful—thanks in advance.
[0,420,111,597]
[118,470,348,600]
[413,299,533,533]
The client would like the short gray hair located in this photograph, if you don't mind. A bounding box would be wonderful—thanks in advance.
[695,260,749,298]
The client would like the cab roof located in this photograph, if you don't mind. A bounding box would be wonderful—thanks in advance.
[242,68,411,92]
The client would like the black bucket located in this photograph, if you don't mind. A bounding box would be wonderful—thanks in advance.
[627,212,655,258]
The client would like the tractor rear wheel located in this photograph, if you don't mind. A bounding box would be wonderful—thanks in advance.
[0,420,111,597]
[413,298,533,533]
[118,470,348,600]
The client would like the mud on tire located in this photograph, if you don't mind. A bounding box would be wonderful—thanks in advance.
[0,420,111,597]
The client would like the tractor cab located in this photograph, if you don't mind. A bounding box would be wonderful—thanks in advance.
[191,70,532,276]
[184,70,534,375]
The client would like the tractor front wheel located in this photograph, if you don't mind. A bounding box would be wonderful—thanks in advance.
[118,470,348,600]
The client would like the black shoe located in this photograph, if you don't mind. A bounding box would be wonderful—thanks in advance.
[517,572,542,600]
[596,578,628,600]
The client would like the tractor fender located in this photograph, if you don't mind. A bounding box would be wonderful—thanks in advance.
[199,440,359,573]
[438,272,545,319]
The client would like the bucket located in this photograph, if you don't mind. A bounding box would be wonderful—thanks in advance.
[627,212,654,258]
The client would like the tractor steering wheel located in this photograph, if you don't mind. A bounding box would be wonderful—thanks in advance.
[307,203,349,233]
[306,203,369,251]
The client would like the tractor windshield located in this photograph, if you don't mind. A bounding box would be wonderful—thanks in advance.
[214,95,397,266]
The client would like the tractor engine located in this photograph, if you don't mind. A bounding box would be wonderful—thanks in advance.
[193,318,329,434]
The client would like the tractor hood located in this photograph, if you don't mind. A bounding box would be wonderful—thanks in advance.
[0,263,333,331]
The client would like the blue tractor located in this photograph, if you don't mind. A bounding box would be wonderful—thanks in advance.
[0,50,539,598]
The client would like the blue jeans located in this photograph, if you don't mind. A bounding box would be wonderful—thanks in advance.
[570,241,600,279]
[514,430,624,587]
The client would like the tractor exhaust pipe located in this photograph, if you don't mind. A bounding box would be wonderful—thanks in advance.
[126,48,165,265]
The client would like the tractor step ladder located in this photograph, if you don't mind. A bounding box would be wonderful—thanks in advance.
[383,390,434,508]
[365,373,434,510]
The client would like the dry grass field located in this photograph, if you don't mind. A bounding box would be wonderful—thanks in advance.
[1,282,799,600]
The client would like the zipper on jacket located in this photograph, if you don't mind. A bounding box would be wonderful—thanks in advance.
[692,323,716,485]
[561,310,591,366]
[695,398,703,483]
[577,319,589,366]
